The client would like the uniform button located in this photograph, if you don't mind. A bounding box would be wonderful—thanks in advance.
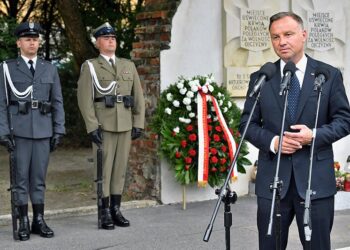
[288,156,292,160]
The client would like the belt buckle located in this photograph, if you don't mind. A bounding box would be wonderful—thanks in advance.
[116,95,123,103]
[31,100,38,109]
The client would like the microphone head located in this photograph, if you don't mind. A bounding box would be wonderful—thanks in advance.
[315,66,330,81]
[259,62,276,81]
[283,61,297,75]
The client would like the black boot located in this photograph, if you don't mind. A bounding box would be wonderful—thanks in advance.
[31,204,54,238]
[110,195,130,227]
[101,197,115,230]
[18,204,30,241]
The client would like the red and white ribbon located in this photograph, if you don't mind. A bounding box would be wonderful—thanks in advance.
[197,88,237,186]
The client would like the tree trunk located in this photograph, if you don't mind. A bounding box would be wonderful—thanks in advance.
[56,0,97,69]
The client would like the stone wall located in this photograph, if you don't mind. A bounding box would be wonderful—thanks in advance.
[124,0,181,200]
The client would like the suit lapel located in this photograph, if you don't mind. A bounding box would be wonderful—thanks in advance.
[16,57,32,78]
[294,57,317,122]
[34,58,46,79]
[270,60,285,112]
[97,55,115,76]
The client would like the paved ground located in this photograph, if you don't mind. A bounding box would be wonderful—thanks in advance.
[0,195,349,250]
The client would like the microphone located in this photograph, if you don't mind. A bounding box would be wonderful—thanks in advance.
[249,62,277,97]
[279,61,297,95]
[314,66,330,90]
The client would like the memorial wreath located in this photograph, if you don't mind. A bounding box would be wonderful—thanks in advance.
[152,75,251,187]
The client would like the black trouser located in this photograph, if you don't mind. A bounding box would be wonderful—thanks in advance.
[257,173,334,250]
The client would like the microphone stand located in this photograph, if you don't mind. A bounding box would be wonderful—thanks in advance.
[266,78,291,250]
[303,81,323,250]
[203,89,262,250]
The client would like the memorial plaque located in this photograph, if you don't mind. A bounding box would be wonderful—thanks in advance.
[240,9,270,51]
[307,11,334,51]
[226,67,259,97]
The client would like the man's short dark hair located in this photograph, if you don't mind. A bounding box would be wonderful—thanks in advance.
[269,12,304,30]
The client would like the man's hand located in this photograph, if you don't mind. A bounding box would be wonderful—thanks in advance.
[274,135,302,154]
[89,129,103,145]
[284,125,313,146]
[50,133,62,152]
[0,135,14,152]
[131,127,142,140]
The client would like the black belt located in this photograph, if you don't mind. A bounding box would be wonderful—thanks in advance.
[94,95,130,103]
[10,100,44,109]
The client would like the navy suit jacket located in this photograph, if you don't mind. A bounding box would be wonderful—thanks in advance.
[240,56,350,200]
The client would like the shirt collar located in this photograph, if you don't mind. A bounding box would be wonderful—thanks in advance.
[100,54,116,64]
[279,54,307,76]
[21,55,37,67]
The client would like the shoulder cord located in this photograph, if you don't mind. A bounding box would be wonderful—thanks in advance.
[3,62,33,105]
[86,60,117,100]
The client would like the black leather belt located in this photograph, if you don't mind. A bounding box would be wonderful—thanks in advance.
[10,100,43,109]
[94,95,128,103]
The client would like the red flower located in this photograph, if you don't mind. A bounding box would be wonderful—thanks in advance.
[221,145,227,152]
[186,125,194,132]
[220,158,227,165]
[236,131,241,137]
[208,125,212,131]
[188,148,197,157]
[207,118,212,123]
[210,148,217,155]
[181,140,187,148]
[185,165,190,171]
[185,157,192,164]
[215,126,222,132]
[172,131,177,136]
[188,133,197,142]
[210,156,218,164]
[213,134,220,142]
[210,167,218,172]
[175,151,181,158]
[219,166,227,172]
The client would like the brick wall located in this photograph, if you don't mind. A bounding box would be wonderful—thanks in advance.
[124,0,182,201]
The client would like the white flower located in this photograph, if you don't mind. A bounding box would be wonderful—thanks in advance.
[166,93,173,101]
[229,119,234,124]
[201,85,208,93]
[189,112,195,118]
[213,116,218,121]
[223,107,228,113]
[186,105,192,111]
[208,85,214,92]
[172,100,180,107]
[173,127,180,133]
[218,100,223,106]
[186,91,194,98]
[177,82,184,89]
[194,98,198,103]
[207,114,211,119]
[191,85,199,92]
[179,87,187,95]
[183,97,191,105]
[188,80,196,87]
[211,106,215,112]
[164,108,172,115]
[217,92,222,98]
[227,101,232,108]
[179,117,191,124]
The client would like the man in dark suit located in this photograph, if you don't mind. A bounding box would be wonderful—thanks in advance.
[240,12,350,250]
[0,22,65,240]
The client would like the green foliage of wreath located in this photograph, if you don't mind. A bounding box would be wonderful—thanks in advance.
[151,75,251,187]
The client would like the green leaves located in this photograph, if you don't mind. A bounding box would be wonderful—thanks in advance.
[151,75,252,187]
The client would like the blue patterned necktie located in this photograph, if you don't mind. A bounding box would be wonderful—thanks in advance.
[288,73,300,123]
